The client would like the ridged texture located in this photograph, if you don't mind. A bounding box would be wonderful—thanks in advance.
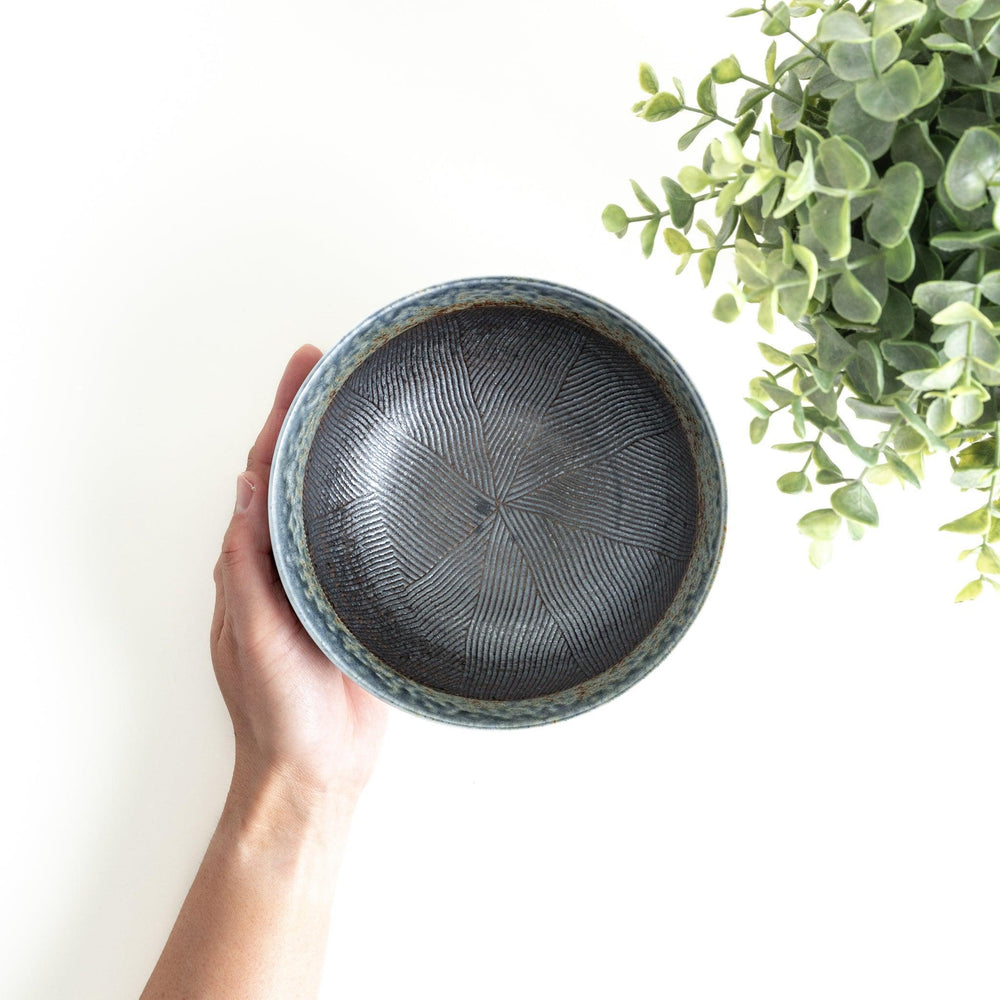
[302,305,698,701]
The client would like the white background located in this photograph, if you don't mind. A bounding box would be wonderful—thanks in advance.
[3,2,999,998]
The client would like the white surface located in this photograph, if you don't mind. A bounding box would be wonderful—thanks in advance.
[2,3,998,998]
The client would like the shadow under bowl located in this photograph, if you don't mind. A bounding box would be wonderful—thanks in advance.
[269,277,725,728]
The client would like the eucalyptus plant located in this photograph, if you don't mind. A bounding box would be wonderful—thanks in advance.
[603,0,1000,600]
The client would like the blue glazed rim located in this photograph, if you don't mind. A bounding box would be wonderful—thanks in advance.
[269,276,726,728]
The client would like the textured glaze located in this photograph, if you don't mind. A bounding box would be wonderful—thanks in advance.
[303,305,697,701]
[270,277,725,728]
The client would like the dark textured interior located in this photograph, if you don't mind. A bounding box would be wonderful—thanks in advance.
[302,305,698,700]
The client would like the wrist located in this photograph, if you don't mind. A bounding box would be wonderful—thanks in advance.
[225,749,359,858]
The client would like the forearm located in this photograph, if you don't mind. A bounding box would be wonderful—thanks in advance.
[140,758,356,1000]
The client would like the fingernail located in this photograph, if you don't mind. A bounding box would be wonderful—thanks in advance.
[235,473,256,513]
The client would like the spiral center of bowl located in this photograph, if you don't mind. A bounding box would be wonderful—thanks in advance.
[302,304,698,701]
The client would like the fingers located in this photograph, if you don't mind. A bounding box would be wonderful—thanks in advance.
[219,345,322,643]
[219,468,279,640]
[246,344,323,482]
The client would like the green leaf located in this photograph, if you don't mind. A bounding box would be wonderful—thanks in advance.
[885,448,922,487]
[818,8,868,41]
[773,74,806,130]
[765,40,777,86]
[712,55,742,84]
[817,135,871,191]
[977,545,1000,574]
[639,63,659,96]
[938,0,984,16]
[813,443,843,476]
[846,397,898,422]
[630,179,659,213]
[940,507,991,533]
[745,397,771,418]
[856,61,922,122]
[831,480,879,526]
[736,86,770,118]
[663,228,693,255]
[896,399,948,450]
[756,290,777,334]
[678,116,713,151]
[883,236,916,282]
[809,539,834,567]
[945,325,1000,366]
[729,5,760,15]
[762,1,791,35]
[640,218,659,258]
[931,230,1000,252]
[643,91,683,122]
[833,270,882,323]
[891,120,945,187]
[734,110,758,144]
[778,471,811,493]
[880,339,940,372]
[792,243,818,301]
[847,519,866,541]
[798,507,842,540]
[772,441,813,453]
[829,33,901,81]
[660,177,694,230]
[944,127,1000,210]
[714,292,741,323]
[602,204,629,236]
[954,439,996,470]
[923,32,976,55]
[931,301,996,328]
[678,165,712,194]
[866,463,896,486]
[829,89,896,160]
[928,396,957,436]
[872,0,927,35]
[952,389,985,425]
[955,578,985,602]
[836,423,880,465]
[915,53,945,107]
[749,415,769,443]
[853,339,885,401]
[811,195,851,260]
[913,280,978,315]
[899,356,964,390]
[791,396,806,438]
[696,74,717,114]
[866,162,923,248]
[815,317,855,371]
[980,270,1000,305]
[816,469,847,485]
[698,248,718,285]
[758,341,791,365]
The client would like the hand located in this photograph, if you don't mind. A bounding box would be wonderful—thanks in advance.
[211,345,389,811]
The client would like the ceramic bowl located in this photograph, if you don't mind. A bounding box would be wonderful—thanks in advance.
[269,276,725,728]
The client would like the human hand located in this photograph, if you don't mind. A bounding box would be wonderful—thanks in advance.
[211,345,389,815]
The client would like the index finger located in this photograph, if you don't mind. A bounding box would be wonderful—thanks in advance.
[246,344,323,481]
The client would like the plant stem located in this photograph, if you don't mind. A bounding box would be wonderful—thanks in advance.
[800,429,826,473]
[740,72,810,107]
[965,19,996,119]
[680,104,742,128]
[760,1,827,61]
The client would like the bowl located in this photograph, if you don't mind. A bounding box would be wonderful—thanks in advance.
[269,276,725,728]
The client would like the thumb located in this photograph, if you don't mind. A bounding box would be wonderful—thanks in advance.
[219,468,282,640]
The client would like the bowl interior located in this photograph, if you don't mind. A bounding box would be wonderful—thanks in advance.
[271,278,725,727]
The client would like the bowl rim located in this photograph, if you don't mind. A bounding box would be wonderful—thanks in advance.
[269,275,726,728]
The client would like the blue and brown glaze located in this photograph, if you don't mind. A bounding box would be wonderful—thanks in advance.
[269,277,726,728]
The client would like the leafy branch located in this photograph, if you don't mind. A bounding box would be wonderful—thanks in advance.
[604,0,1000,600]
